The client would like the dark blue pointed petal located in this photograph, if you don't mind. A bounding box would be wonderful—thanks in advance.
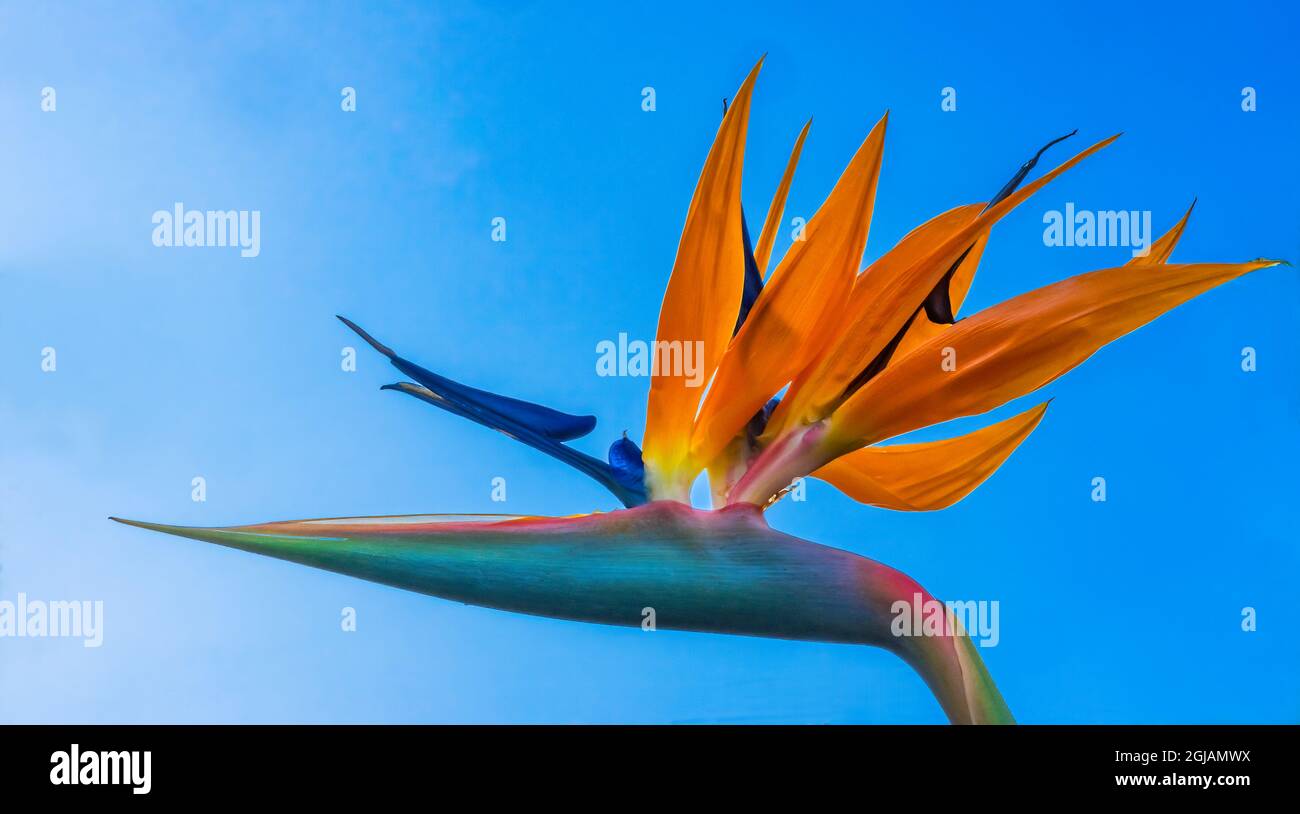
[744,397,781,446]
[982,129,1079,213]
[923,130,1079,325]
[733,210,764,335]
[383,382,646,508]
[338,316,596,441]
[607,434,646,493]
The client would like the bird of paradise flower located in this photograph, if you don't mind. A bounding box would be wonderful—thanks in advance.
[114,59,1283,724]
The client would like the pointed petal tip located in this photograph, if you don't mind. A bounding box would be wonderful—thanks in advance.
[831,259,1279,452]
[1239,257,1287,270]
[752,117,814,278]
[1093,131,1122,149]
[337,315,395,358]
[109,516,184,534]
[381,381,435,397]
[1033,129,1079,159]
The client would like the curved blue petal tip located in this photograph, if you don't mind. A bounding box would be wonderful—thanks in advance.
[608,432,646,493]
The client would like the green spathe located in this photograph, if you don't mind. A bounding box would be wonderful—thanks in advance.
[112,502,1013,724]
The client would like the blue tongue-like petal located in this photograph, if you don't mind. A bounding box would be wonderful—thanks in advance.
[382,382,647,508]
[337,316,596,441]
[339,316,645,508]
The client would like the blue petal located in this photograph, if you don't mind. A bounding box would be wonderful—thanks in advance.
[382,382,646,508]
[732,209,764,335]
[338,316,596,441]
[982,129,1079,213]
[923,130,1079,324]
[338,316,644,508]
[607,433,646,492]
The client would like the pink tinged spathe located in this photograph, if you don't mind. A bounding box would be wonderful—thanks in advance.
[112,503,1012,724]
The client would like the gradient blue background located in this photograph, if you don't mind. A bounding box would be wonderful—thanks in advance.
[1,0,1297,723]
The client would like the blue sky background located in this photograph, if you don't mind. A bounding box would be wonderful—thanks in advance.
[1,0,1297,723]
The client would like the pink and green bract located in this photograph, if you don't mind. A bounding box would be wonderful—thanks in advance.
[115,504,1007,723]
[115,59,1283,724]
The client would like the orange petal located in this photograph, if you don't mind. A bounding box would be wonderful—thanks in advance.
[688,112,889,468]
[891,229,992,363]
[642,57,762,496]
[814,402,1047,511]
[777,134,1123,431]
[753,118,812,277]
[828,260,1281,452]
[763,203,984,439]
[1128,200,1195,266]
